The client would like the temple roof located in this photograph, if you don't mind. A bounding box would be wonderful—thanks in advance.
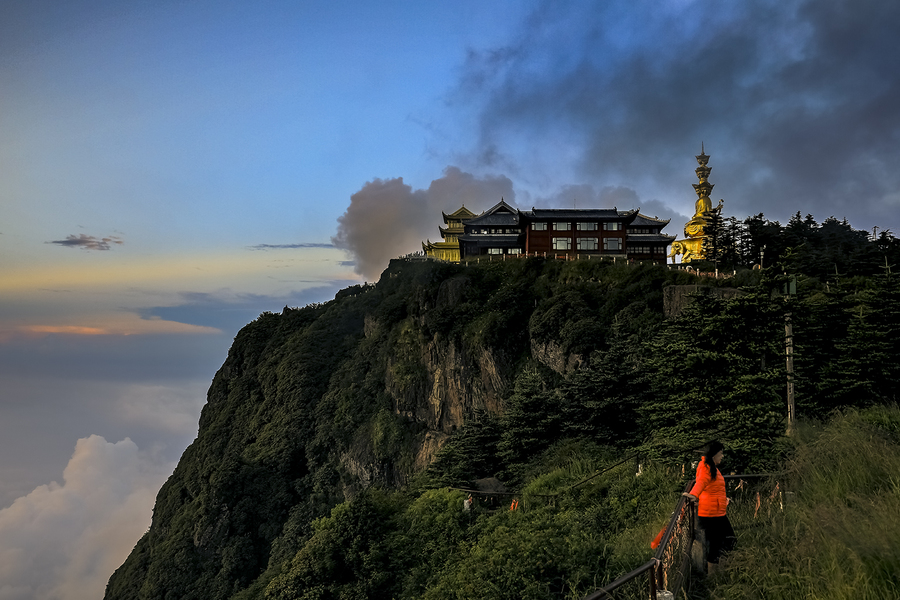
[423,239,460,248]
[465,199,520,226]
[525,208,639,221]
[442,206,477,223]
[630,213,672,227]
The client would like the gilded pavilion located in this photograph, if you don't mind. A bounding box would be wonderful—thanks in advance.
[422,206,477,261]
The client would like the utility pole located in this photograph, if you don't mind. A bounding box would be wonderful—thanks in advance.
[784,275,797,436]
[785,311,795,436]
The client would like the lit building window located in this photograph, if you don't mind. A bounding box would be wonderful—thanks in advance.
[488,248,502,254]
[576,222,598,231]
[603,222,622,231]
[552,238,572,250]
[576,238,598,250]
[553,222,571,231]
[509,248,522,254]
[532,222,547,231]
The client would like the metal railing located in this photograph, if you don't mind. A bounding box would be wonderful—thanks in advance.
[582,559,660,600]
[580,482,694,600]
[581,473,779,600]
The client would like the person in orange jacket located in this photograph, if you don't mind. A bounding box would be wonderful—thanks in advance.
[682,440,736,574]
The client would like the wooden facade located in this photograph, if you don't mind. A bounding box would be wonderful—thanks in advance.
[444,200,674,263]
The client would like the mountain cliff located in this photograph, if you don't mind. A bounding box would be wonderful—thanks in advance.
[104,255,900,599]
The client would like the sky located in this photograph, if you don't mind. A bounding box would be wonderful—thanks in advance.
[1,0,898,597]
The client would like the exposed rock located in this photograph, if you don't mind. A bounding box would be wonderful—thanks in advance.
[414,430,450,471]
[530,338,583,374]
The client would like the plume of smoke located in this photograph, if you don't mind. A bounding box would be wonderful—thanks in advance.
[332,166,513,281]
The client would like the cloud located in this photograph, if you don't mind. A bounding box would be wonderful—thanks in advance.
[247,242,335,250]
[20,325,108,336]
[47,234,123,251]
[0,436,173,600]
[136,282,352,335]
[0,329,228,383]
[453,0,900,231]
[112,383,207,437]
[333,166,514,280]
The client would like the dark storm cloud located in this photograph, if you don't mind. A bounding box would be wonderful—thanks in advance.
[247,242,334,250]
[459,0,900,231]
[48,234,123,250]
[333,166,514,281]
[531,183,689,228]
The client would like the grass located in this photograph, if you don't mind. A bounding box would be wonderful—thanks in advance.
[706,406,900,600]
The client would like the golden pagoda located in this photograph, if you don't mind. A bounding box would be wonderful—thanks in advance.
[669,145,723,263]
[423,206,477,261]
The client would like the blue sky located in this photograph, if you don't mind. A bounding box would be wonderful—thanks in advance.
[1,0,899,597]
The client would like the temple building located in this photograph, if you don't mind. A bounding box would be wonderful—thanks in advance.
[424,199,674,263]
[457,199,524,256]
[422,206,477,261]
[626,213,676,261]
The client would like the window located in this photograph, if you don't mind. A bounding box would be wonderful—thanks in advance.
[576,238,598,250]
[553,222,571,231]
[509,248,522,255]
[552,237,571,250]
[604,238,622,251]
[630,245,651,254]
[603,222,622,231]
[577,222,598,231]
[488,248,502,254]
[532,222,547,231]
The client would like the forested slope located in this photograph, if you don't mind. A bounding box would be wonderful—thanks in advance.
[105,242,900,599]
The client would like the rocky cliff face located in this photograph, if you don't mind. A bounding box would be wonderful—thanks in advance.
[105,257,676,600]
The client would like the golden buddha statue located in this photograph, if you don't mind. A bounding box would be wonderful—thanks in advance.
[669,145,724,263]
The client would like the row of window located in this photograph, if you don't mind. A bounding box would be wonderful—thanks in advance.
[476,228,521,234]
[531,222,623,232]
[481,240,672,255]
[552,238,622,251]
[471,225,627,235]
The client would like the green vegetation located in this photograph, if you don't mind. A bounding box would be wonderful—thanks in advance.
[105,216,900,600]
[264,444,680,600]
[708,406,900,600]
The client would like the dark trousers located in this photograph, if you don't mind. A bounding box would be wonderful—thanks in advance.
[699,515,736,564]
